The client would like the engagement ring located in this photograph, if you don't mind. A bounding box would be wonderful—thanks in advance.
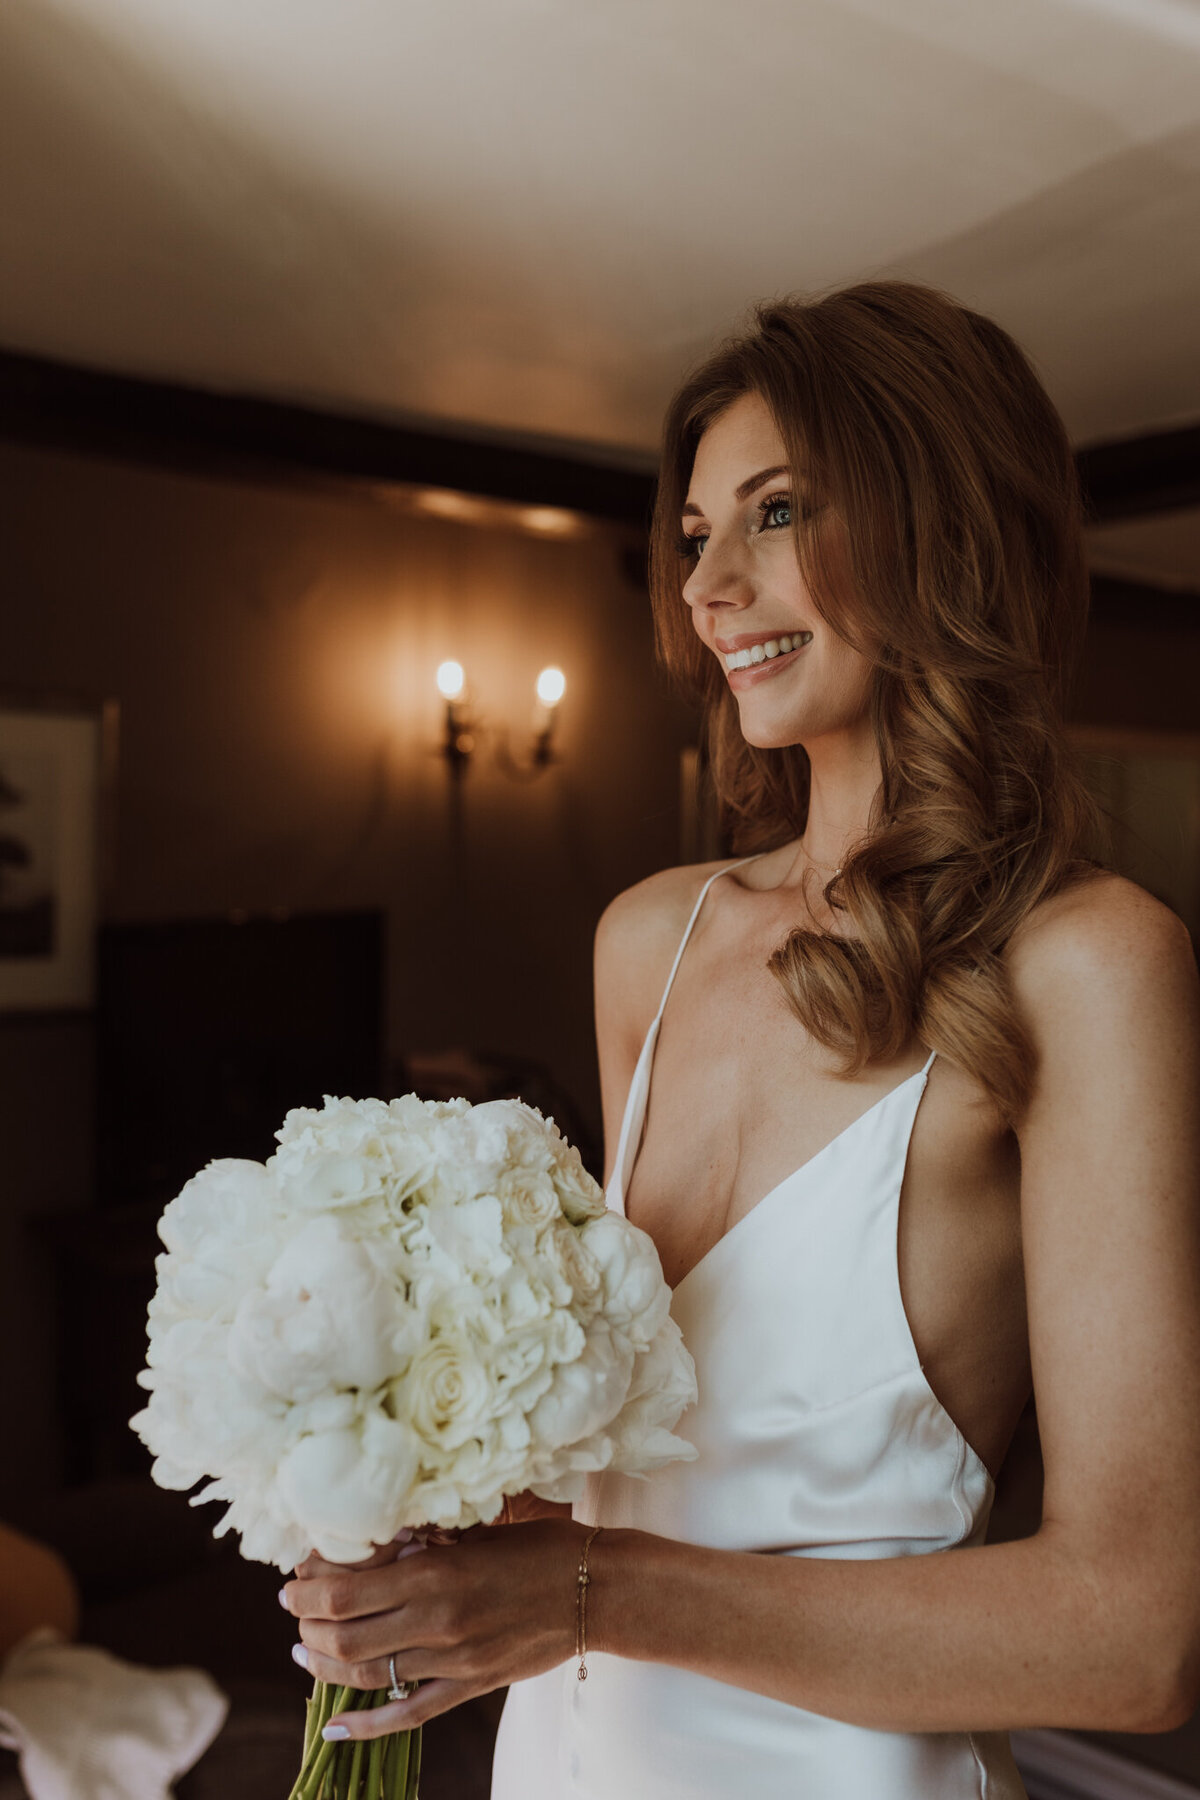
[387,1654,417,1701]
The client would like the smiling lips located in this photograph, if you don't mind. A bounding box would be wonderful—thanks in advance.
[720,630,813,676]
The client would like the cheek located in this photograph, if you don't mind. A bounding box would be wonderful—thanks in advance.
[823,639,875,713]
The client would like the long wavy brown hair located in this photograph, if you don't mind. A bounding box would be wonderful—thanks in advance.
[649,281,1105,1124]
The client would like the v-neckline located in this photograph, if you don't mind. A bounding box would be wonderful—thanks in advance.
[612,861,935,1296]
[625,1028,931,1295]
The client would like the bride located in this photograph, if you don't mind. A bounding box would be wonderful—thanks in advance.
[282,281,1200,1797]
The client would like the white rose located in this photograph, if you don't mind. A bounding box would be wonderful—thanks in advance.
[579,1212,672,1348]
[497,1169,561,1233]
[228,1217,415,1402]
[398,1333,494,1452]
[276,1408,422,1563]
[539,1220,603,1311]
[548,1138,606,1224]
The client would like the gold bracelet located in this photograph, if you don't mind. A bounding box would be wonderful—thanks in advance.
[575,1524,604,1681]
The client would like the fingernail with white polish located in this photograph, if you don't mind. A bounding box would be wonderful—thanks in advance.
[291,1643,309,1670]
[278,1587,290,1610]
[322,1725,350,1741]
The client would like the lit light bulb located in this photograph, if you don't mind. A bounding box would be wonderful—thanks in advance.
[535,666,566,708]
[436,660,465,701]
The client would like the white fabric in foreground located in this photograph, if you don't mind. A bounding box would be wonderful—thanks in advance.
[0,1628,227,1800]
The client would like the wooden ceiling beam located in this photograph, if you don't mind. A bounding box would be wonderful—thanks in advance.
[3,345,1198,534]
[0,346,657,527]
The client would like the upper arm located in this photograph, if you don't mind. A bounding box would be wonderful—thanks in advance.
[1009,878,1200,1647]
[593,865,719,1188]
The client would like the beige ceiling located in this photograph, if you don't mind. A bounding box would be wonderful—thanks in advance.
[2,0,1199,460]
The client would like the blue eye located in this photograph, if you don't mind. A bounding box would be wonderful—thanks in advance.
[676,491,806,563]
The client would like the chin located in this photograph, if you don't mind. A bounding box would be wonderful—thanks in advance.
[738,715,808,751]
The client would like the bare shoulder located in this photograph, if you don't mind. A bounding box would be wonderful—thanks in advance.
[592,858,746,1175]
[1008,869,1197,1010]
[593,858,739,1058]
[1006,870,1200,1126]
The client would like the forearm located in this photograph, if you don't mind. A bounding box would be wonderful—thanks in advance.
[589,1523,1194,1736]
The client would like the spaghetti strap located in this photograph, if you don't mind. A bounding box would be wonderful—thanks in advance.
[651,856,763,1025]
[607,856,762,1210]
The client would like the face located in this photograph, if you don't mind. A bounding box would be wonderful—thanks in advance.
[680,391,875,751]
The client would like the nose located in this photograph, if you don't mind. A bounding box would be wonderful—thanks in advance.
[682,534,754,615]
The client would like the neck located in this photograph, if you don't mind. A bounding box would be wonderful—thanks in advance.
[790,722,881,882]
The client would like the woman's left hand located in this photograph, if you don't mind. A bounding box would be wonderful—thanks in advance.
[280,1518,588,1739]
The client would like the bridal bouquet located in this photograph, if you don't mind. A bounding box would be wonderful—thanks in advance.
[131,1093,697,1800]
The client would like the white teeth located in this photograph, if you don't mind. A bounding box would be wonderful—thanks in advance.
[723,631,811,672]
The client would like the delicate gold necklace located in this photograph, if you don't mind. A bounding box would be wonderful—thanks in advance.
[797,838,843,878]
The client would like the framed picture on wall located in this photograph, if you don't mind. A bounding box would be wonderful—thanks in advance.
[1071,725,1200,939]
[0,697,119,1012]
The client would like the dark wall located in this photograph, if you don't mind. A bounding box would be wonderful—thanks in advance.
[0,439,694,1503]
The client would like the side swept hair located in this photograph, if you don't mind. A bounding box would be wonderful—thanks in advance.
[649,281,1104,1123]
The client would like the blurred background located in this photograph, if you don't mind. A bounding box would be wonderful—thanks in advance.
[0,1,1197,1794]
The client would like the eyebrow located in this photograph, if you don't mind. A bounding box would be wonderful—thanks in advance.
[681,464,790,517]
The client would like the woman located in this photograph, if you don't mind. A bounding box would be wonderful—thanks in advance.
[282,283,1200,1797]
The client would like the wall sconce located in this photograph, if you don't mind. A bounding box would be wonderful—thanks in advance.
[435,662,566,780]
[436,660,474,773]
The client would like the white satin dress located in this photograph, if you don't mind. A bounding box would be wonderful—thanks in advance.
[491,861,1027,1799]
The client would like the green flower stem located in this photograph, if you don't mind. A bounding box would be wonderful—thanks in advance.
[289,1681,328,1800]
[347,1735,365,1797]
[405,1727,422,1800]
[295,1686,354,1800]
[302,1689,318,1765]
[290,1681,418,1799]
[383,1726,409,1799]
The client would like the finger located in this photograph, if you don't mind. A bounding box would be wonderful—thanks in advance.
[323,1678,473,1740]
[293,1639,433,1692]
[283,1557,424,1623]
[300,1608,422,1665]
[295,1536,412,1581]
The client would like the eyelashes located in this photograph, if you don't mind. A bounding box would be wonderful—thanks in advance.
[675,491,814,562]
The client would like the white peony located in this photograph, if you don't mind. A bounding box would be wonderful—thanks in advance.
[529,1319,636,1450]
[582,1211,673,1347]
[276,1410,424,1563]
[227,1217,415,1403]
